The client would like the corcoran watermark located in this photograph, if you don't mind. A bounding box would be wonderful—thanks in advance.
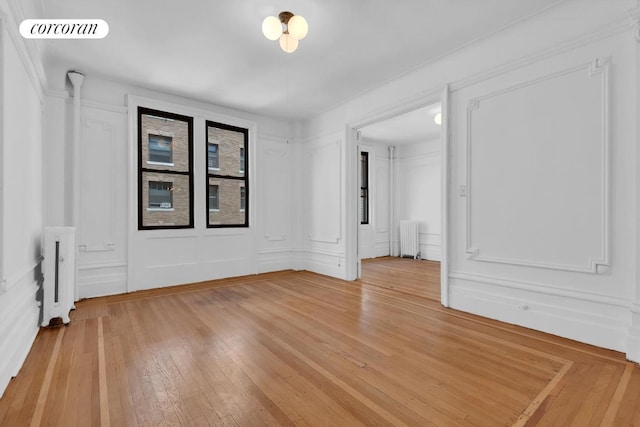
[19,19,109,39]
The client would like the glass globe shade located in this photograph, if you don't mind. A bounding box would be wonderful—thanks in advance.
[279,33,298,53]
[433,112,442,125]
[287,15,308,40]
[262,16,282,40]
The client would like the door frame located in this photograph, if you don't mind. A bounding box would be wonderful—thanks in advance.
[345,84,451,307]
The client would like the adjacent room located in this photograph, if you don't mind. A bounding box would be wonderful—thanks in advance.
[1,0,640,425]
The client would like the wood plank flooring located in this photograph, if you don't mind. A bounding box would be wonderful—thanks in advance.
[1,258,639,426]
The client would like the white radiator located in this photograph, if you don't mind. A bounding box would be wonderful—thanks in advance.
[399,221,420,259]
[42,227,76,326]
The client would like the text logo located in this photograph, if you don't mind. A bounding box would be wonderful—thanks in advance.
[20,19,109,39]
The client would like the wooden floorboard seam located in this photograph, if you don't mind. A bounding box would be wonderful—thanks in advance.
[29,326,65,427]
[97,317,110,427]
[512,361,574,427]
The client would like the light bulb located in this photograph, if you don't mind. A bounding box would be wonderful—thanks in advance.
[262,16,282,40]
[279,33,298,53]
[287,15,308,40]
[434,112,442,125]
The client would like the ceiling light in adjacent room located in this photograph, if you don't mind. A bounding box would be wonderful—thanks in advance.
[434,112,442,125]
[262,11,308,53]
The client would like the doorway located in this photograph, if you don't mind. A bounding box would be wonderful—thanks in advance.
[347,86,450,307]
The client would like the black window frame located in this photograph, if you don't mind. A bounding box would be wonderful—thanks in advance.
[360,151,369,225]
[206,120,249,228]
[138,106,194,230]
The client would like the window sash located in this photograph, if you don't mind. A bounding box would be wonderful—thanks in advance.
[206,120,249,228]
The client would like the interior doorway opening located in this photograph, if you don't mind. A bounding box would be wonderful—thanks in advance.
[347,86,450,307]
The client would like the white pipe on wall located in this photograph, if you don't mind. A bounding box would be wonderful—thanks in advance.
[67,70,84,301]
[388,145,396,257]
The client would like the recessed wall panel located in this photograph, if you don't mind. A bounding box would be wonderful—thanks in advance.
[465,60,609,273]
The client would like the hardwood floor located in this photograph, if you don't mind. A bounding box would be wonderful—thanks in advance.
[1,258,639,426]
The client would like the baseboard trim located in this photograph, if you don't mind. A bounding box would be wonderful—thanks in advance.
[449,272,629,353]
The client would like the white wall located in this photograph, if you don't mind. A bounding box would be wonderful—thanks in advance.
[44,63,295,297]
[396,140,441,261]
[0,0,46,398]
[301,1,640,360]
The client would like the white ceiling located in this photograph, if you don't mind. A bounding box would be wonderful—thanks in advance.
[41,0,564,120]
[360,103,441,146]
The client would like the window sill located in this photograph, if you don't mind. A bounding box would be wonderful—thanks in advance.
[208,167,220,171]
[209,209,220,212]
[147,161,174,167]
[147,208,175,212]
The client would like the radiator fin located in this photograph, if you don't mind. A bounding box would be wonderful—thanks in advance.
[400,221,420,259]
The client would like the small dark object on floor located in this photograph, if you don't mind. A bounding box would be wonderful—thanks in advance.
[45,317,67,328]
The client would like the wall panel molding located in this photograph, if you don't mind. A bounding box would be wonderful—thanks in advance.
[262,147,290,242]
[79,116,118,252]
[465,58,610,273]
[306,139,342,243]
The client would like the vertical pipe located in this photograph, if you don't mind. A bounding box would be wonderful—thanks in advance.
[67,71,84,302]
[388,145,396,257]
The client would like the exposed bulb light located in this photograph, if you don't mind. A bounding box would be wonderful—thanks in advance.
[434,112,442,125]
[279,33,299,53]
[262,16,282,40]
[287,15,308,40]
[263,11,308,53]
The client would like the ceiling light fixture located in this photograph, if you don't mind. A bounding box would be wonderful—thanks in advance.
[433,112,442,125]
[262,11,308,53]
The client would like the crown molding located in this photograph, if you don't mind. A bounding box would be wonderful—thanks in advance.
[0,0,47,100]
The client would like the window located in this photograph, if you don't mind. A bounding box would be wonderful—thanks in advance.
[149,181,173,208]
[209,184,219,210]
[360,152,369,225]
[138,107,193,229]
[206,121,249,227]
[208,143,219,169]
[148,134,173,164]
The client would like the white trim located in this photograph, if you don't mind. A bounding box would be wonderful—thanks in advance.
[448,272,629,352]
[464,59,610,273]
[347,85,450,305]
[449,271,629,308]
[146,161,174,167]
[449,15,630,93]
[146,207,175,212]
[0,0,46,102]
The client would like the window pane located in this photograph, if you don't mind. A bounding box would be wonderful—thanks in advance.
[139,107,193,229]
[149,135,173,163]
[208,143,219,169]
[141,172,191,227]
[207,178,247,226]
[206,121,249,228]
[207,125,246,178]
[141,113,190,173]
[360,152,369,224]
[209,184,219,210]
